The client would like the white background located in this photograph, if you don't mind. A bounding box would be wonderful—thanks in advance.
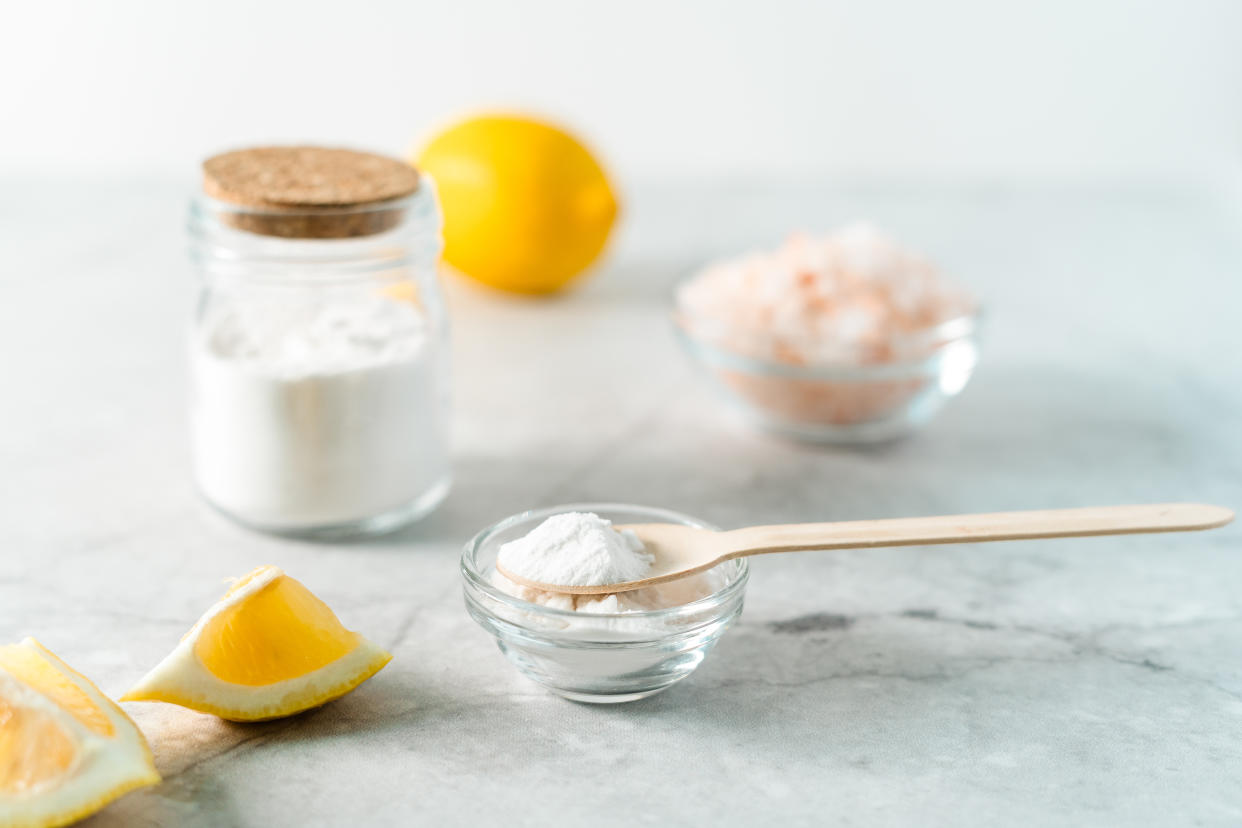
[2,0,1239,185]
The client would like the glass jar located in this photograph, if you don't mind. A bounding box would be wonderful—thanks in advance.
[187,152,450,538]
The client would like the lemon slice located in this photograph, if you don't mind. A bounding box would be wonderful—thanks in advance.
[122,566,391,722]
[0,638,159,828]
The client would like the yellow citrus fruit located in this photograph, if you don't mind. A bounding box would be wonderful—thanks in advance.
[415,113,618,294]
[123,566,391,722]
[0,638,159,828]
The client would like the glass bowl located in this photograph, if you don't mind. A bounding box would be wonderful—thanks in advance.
[674,307,981,444]
[461,503,749,703]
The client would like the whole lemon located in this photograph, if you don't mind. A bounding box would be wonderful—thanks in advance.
[415,114,618,294]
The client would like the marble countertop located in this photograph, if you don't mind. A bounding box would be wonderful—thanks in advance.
[2,179,1240,826]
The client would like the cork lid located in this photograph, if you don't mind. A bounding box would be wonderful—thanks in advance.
[202,146,421,239]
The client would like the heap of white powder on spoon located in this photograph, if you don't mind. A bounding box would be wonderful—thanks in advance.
[492,512,723,615]
[497,512,653,586]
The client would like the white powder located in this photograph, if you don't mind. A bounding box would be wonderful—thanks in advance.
[190,293,449,531]
[492,512,725,617]
[491,568,724,616]
[497,512,653,587]
[199,293,427,378]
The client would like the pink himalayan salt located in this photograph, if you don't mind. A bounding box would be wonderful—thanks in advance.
[677,223,974,365]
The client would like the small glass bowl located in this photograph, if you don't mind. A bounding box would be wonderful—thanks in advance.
[674,308,981,444]
[461,503,749,703]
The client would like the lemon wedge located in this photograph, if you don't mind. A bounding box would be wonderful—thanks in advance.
[0,638,159,828]
[415,113,618,294]
[122,566,391,722]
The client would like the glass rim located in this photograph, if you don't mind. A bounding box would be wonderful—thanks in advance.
[673,306,982,379]
[461,502,750,622]
[188,181,442,285]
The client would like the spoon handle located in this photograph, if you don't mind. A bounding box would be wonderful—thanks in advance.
[721,503,1234,557]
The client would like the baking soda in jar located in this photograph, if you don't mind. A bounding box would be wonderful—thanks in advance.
[187,146,451,537]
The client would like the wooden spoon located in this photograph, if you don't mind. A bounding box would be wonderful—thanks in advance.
[496,503,1234,595]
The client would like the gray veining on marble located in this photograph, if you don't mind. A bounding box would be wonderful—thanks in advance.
[1,178,1240,826]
